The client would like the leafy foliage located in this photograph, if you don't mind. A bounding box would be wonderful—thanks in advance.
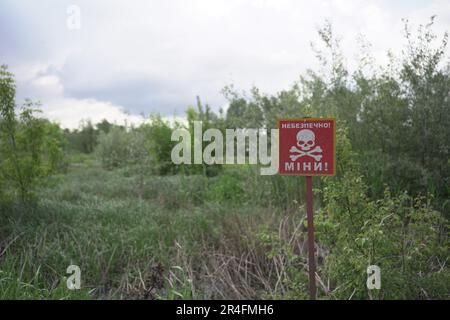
[315,128,449,299]
[222,18,450,218]
[0,65,66,203]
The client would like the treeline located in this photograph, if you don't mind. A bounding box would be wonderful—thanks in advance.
[2,18,449,214]
[62,19,450,217]
[2,18,449,215]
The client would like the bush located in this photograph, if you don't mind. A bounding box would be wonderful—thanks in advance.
[96,126,151,169]
[206,171,247,204]
[314,129,449,299]
[140,115,177,175]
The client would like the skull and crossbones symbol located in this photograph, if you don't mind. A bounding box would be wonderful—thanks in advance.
[289,129,323,161]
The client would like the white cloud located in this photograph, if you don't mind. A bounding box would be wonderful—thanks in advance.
[43,98,143,130]
[17,65,143,129]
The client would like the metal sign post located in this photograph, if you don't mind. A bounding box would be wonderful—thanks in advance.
[278,118,336,300]
[305,175,316,300]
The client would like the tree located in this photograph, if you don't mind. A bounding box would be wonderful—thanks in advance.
[0,65,66,203]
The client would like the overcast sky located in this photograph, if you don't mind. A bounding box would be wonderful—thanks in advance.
[1,0,449,129]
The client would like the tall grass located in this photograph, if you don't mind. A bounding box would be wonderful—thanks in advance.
[0,161,311,299]
[3,159,446,299]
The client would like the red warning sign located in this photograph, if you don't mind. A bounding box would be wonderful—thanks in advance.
[278,118,336,176]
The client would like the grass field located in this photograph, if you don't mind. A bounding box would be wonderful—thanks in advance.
[0,157,310,299]
[2,153,449,300]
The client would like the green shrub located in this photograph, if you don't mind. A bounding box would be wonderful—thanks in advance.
[95,126,132,169]
[314,128,449,299]
[206,171,247,204]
